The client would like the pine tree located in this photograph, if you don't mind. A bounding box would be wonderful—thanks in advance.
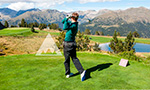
[31,25,35,32]
[133,31,140,38]
[19,18,28,27]
[49,23,59,30]
[38,23,46,30]
[38,24,43,30]
[117,32,121,36]
[4,21,9,28]
[95,31,99,35]
[25,22,28,27]
[93,43,101,51]
[21,18,26,27]
[84,29,91,35]
[109,30,124,53]
[124,32,135,52]
[48,24,50,27]
[99,31,104,36]
[34,22,39,27]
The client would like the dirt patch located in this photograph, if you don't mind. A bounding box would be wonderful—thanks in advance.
[0,36,47,55]
[135,52,150,58]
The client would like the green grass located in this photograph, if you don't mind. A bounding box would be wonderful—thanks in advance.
[89,36,112,43]
[0,52,150,89]
[88,35,150,44]
[135,38,150,44]
[49,32,60,36]
[0,28,60,37]
[0,28,57,37]
[0,28,32,36]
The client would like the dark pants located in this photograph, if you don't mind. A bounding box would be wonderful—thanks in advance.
[63,41,84,75]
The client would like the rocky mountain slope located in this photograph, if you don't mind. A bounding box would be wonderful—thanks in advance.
[0,8,40,21]
[6,9,66,28]
[79,7,150,38]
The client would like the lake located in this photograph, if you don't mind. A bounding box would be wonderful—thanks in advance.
[99,43,150,52]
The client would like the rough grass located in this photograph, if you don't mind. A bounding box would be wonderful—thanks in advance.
[0,52,150,89]
[0,28,59,55]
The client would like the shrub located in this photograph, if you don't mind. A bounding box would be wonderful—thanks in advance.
[0,43,7,56]
[49,23,59,30]
[56,31,66,50]
[56,31,91,51]
[147,56,150,60]
[93,43,101,51]
[133,31,140,38]
[11,25,17,27]
[76,31,90,51]
[119,50,140,61]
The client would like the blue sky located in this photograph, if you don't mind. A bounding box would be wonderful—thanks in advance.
[0,0,149,12]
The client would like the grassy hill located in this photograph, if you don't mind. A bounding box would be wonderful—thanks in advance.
[0,52,150,89]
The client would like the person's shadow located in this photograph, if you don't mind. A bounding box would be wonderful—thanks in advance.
[85,63,113,80]
[72,63,113,80]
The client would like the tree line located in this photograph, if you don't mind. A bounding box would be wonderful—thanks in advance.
[83,28,140,38]
[109,30,139,61]
[3,18,61,31]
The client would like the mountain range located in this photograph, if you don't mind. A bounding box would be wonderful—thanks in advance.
[79,7,150,38]
[0,7,150,37]
[0,8,110,28]
[0,8,40,21]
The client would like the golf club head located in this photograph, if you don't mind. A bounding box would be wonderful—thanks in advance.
[66,14,72,19]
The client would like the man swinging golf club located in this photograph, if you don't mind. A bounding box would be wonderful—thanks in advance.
[62,12,86,81]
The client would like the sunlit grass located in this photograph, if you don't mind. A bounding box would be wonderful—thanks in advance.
[0,52,150,89]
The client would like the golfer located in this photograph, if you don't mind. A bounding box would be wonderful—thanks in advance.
[62,12,86,81]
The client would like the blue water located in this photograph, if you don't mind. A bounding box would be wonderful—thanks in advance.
[99,43,150,52]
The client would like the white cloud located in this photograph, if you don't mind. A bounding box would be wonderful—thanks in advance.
[0,0,119,3]
[0,0,73,3]
[79,0,120,3]
[7,2,35,11]
[5,0,74,11]
[3,0,119,11]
